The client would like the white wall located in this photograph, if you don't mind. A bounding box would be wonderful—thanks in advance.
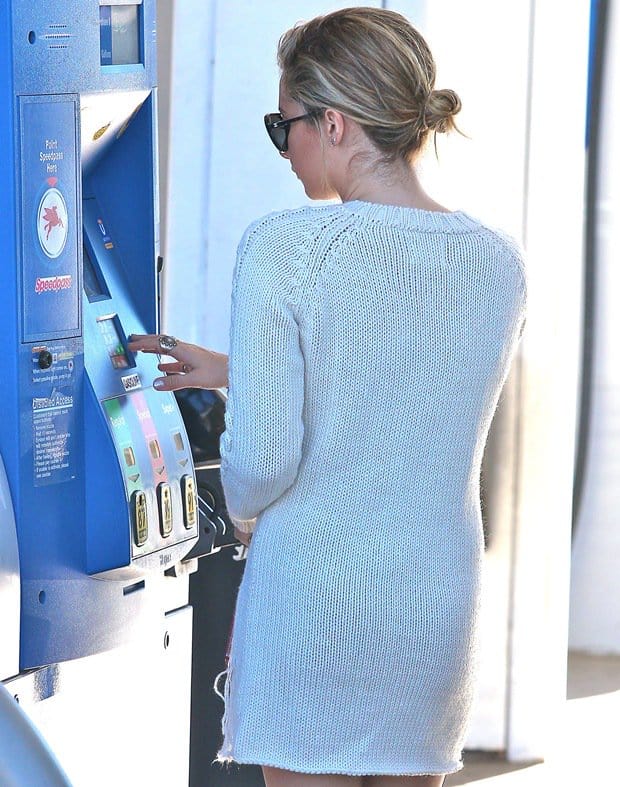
[569,0,620,655]
[159,0,216,345]
[505,0,588,759]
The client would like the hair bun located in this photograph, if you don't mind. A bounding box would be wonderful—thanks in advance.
[423,89,462,134]
[278,8,463,160]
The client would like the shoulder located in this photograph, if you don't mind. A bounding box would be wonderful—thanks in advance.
[234,205,345,292]
[231,206,336,297]
[238,205,340,256]
[462,217,527,293]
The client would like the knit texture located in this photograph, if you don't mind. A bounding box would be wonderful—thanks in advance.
[218,201,527,776]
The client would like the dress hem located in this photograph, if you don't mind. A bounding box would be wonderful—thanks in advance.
[214,754,464,778]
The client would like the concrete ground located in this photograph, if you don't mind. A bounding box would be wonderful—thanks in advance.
[445,650,620,785]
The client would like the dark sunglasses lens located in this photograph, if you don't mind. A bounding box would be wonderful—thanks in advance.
[271,127,287,152]
[264,114,287,152]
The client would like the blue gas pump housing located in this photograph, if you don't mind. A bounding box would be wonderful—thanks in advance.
[0,0,198,668]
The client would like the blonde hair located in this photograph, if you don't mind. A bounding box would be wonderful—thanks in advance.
[277,7,461,162]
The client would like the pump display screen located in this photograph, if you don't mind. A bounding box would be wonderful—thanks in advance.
[97,316,131,369]
[100,5,141,66]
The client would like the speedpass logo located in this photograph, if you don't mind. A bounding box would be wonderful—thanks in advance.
[35,274,72,294]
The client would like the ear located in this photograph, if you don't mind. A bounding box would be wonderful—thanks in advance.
[322,108,346,145]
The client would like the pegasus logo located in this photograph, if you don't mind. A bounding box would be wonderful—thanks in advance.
[42,205,64,241]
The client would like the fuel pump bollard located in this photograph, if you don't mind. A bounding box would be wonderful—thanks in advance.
[0,682,72,787]
[174,388,265,786]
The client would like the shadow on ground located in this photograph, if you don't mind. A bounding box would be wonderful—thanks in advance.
[445,752,541,786]
[567,650,620,699]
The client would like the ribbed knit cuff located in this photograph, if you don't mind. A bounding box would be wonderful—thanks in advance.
[230,515,257,534]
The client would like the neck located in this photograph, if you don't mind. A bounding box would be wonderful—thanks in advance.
[340,167,450,212]
[325,133,450,212]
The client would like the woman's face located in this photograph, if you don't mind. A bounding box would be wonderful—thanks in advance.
[277,81,337,200]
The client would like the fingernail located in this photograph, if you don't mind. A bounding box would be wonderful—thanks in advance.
[153,379,163,389]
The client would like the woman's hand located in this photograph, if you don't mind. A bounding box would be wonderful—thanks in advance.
[127,334,229,392]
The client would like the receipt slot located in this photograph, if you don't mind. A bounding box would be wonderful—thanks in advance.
[0,0,198,668]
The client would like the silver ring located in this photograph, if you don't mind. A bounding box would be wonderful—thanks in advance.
[159,334,178,352]
[181,364,191,374]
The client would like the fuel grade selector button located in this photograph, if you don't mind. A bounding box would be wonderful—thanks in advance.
[181,475,197,529]
[157,483,173,537]
[132,490,148,547]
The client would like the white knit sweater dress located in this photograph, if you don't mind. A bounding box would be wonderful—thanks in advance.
[217,201,527,776]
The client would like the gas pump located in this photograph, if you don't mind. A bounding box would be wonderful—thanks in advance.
[0,1,202,781]
[0,0,198,668]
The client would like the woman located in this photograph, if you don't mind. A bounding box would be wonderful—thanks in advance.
[129,7,526,786]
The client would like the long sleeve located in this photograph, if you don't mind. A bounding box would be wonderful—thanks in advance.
[220,219,305,531]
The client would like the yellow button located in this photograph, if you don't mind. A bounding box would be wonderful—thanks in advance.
[123,446,136,468]
[149,439,161,460]
[181,475,197,529]
[132,490,148,547]
[158,483,173,537]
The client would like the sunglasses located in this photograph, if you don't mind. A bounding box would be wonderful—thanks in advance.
[264,111,316,153]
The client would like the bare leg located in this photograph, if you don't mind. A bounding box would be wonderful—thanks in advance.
[363,776,445,787]
[262,766,363,787]
[262,768,445,787]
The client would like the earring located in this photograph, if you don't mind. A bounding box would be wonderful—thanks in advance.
[330,137,337,146]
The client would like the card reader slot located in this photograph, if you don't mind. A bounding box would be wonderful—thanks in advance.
[96,313,135,370]
[82,237,111,302]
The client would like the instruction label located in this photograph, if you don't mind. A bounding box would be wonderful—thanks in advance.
[32,389,74,486]
[31,343,75,385]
